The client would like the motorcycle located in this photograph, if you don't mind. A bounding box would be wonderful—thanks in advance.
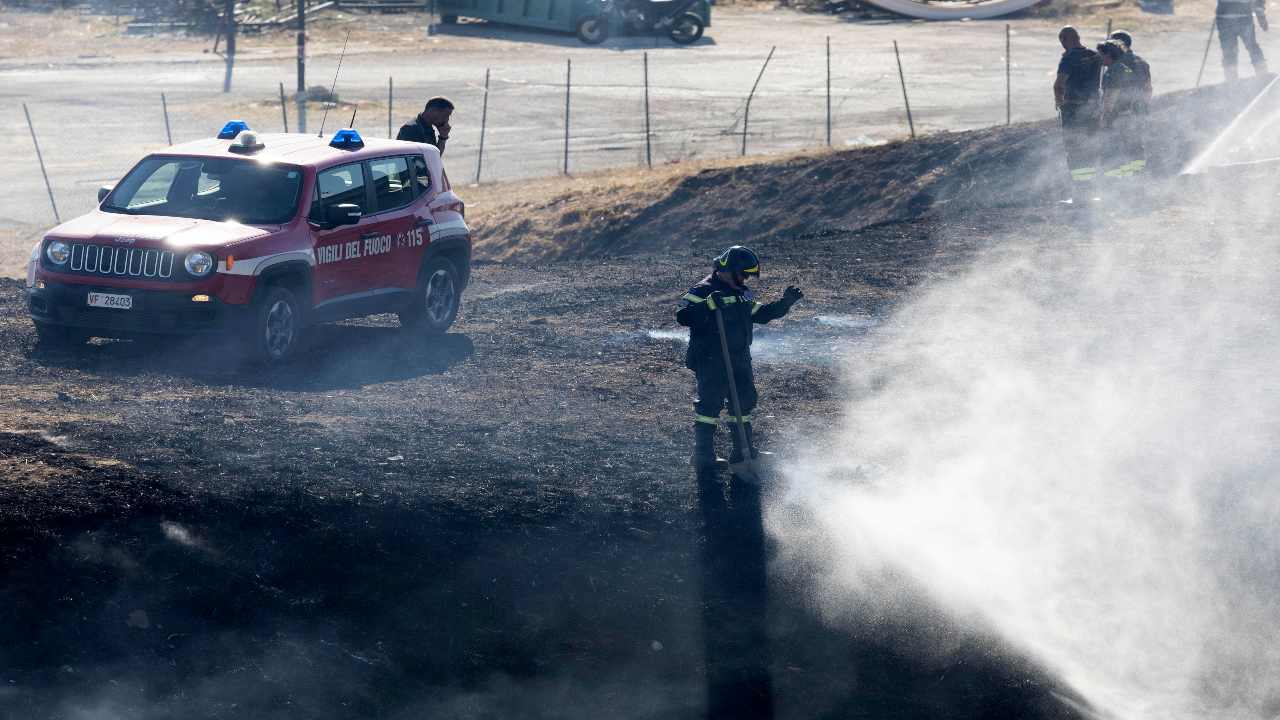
[576,0,705,45]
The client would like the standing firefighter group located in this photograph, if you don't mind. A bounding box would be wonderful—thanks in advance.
[1054,26,1153,192]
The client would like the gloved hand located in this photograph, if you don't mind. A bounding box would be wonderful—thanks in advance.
[783,286,804,306]
[707,290,726,309]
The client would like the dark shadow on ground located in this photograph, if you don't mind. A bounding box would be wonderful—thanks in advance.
[28,324,475,391]
[696,466,774,719]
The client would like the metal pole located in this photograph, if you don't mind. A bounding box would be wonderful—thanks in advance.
[1196,18,1217,87]
[388,76,394,137]
[741,45,776,156]
[1005,24,1011,125]
[893,40,915,140]
[1105,18,1112,39]
[826,36,832,146]
[476,68,490,184]
[161,92,173,145]
[564,58,571,175]
[296,0,307,132]
[222,0,236,93]
[22,104,60,224]
[280,82,290,132]
[643,52,652,168]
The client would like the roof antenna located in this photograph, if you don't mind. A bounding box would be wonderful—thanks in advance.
[348,105,358,129]
[317,30,351,138]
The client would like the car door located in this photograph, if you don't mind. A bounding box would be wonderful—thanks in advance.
[363,155,422,293]
[310,162,373,306]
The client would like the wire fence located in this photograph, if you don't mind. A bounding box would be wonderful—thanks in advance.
[6,18,1266,231]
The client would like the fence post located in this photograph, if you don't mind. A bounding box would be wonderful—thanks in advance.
[1005,24,1011,125]
[893,40,915,140]
[22,104,60,224]
[742,45,776,156]
[476,68,490,184]
[564,58,571,175]
[643,52,652,168]
[1105,18,1112,39]
[388,76,394,137]
[280,82,290,132]
[1196,19,1216,87]
[826,36,832,147]
[222,0,236,92]
[161,91,173,145]
[296,0,307,132]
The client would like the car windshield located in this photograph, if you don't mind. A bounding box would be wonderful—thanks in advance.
[102,155,303,225]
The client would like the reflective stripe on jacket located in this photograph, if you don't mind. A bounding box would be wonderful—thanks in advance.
[675,274,791,369]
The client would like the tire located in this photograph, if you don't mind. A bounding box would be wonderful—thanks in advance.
[441,13,459,23]
[399,255,461,336]
[246,286,303,365]
[669,12,703,44]
[34,322,89,350]
[576,15,610,44]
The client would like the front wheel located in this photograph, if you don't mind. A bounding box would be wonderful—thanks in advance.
[576,15,610,44]
[669,12,704,44]
[399,256,461,336]
[245,286,303,365]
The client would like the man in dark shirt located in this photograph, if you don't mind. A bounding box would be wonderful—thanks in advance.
[1054,26,1103,191]
[1216,0,1268,82]
[396,97,454,154]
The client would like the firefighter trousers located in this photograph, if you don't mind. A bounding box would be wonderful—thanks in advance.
[692,353,758,425]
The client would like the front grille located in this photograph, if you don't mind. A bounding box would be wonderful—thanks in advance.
[66,243,175,280]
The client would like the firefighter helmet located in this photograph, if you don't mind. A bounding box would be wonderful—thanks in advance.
[1109,30,1132,50]
[713,246,761,276]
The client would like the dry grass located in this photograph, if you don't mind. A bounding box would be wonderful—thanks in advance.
[464,148,835,262]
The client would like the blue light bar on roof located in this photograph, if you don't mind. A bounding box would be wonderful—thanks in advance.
[217,120,251,140]
[330,128,364,150]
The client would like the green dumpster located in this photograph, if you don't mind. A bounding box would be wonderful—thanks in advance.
[436,0,711,44]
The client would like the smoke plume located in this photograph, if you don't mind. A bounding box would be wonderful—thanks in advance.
[774,187,1280,719]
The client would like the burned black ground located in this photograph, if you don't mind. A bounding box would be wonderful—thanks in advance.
[3,76,1269,718]
[0,210,1093,719]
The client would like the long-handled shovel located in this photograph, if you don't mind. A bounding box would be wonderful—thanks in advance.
[711,299,764,484]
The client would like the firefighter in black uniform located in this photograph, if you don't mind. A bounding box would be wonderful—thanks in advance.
[1217,0,1269,81]
[1054,26,1104,191]
[396,96,454,154]
[676,246,803,470]
[1098,40,1148,179]
[1108,31,1153,107]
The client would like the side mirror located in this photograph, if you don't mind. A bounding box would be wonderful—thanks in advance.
[326,203,362,226]
[97,185,113,203]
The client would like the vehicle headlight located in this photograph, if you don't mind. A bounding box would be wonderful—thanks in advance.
[45,240,70,265]
[184,251,215,277]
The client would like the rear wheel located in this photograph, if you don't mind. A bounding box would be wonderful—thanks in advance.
[399,256,461,336]
[34,322,89,350]
[576,15,610,44]
[669,12,703,44]
[246,286,303,364]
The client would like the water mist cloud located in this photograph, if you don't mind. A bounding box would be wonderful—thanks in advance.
[774,209,1280,719]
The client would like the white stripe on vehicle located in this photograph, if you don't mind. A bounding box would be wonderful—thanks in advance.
[217,250,317,276]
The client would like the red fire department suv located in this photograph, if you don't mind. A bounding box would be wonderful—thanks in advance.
[26,123,470,363]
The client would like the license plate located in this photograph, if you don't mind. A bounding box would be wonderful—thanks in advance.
[87,292,133,310]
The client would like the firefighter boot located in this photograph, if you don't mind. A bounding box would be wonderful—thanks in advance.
[728,422,759,464]
[691,422,719,471]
